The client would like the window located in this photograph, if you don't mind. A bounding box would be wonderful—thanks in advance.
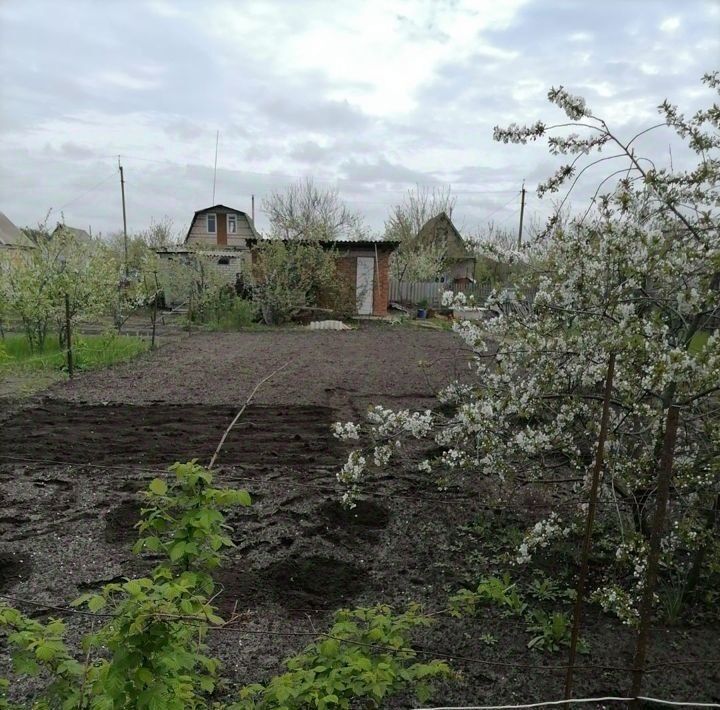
[228,214,237,233]
[218,256,230,265]
[207,213,216,233]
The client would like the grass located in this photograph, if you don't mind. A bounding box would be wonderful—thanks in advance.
[0,332,149,373]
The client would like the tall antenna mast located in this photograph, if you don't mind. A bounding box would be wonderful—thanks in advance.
[212,130,219,204]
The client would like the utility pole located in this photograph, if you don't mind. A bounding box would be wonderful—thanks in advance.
[119,157,129,278]
[251,194,255,223]
[517,181,526,249]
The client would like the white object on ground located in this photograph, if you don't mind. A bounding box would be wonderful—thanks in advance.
[308,320,351,330]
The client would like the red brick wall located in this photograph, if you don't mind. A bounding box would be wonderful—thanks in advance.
[372,250,390,316]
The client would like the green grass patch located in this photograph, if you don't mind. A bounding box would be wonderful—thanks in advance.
[0,332,149,373]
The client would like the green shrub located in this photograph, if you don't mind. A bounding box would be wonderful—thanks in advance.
[234,604,453,709]
[213,297,257,330]
[0,461,251,709]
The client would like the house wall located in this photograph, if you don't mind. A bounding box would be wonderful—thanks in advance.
[156,250,252,306]
[187,210,254,248]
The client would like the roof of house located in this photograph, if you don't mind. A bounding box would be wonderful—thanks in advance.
[52,224,93,243]
[246,237,399,251]
[185,204,261,242]
[417,212,475,262]
[0,211,33,248]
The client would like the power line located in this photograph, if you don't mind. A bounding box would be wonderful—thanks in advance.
[50,171,118,216]
[480,193,521,224]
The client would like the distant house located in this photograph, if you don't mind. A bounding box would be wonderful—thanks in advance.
[156,204,259,299]
[0,212,34,251]
[52,223,93,244]
[417,212,476,287]
[185,204,259,249]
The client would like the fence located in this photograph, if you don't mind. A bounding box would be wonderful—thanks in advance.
[389,280,537,308]
[389,280,495,307]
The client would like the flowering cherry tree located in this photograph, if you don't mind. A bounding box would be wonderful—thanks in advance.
[335,74,720,625]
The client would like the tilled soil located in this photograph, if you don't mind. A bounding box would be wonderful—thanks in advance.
[1,324,719,707]
[0,402,343,467]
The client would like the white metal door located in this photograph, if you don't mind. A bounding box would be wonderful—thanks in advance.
[356,257,374,315]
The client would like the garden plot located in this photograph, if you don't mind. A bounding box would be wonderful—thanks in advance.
[1,325,718,706]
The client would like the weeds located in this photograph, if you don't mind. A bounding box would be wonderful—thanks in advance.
[0,332,147,373]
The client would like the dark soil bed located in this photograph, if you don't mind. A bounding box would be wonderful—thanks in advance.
[0,402,342,467]
[1,325,718,707]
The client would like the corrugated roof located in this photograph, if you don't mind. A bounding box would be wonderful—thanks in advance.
[0,211,33,248]
[52,224,92,243]
[247,237,399,249]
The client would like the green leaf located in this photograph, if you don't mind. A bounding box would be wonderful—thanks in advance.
[88,595,107,613]
[136,667,154,684]
[199,677,215,693]
[35,643,56,661]
[149,478,168,496]
[169,542,186,562]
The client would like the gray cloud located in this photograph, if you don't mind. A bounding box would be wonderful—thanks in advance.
[0,0,717,238]
[339,158,439,185]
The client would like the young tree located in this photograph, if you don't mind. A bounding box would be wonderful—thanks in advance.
[3,229,116,351]
[136,215,179,248]
[385,185,456,282]
[251,240,341,324]
[263,178,366,241]
[336,75,720,630]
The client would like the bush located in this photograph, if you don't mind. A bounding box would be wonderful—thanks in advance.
[252,241,338,325]
[235,604,453,709]
[212,297,257,330]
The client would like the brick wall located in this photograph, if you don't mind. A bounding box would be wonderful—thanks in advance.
[333,250,391,316]
[372,250,390,316]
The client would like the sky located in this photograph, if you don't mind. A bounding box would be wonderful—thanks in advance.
[0,0,718,241]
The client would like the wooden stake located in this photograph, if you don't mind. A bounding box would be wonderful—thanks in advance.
[517,181,526,249]
[151,270,159,350]
[564,352,616,700]
[64,292,74,378]
[630,403,681,704]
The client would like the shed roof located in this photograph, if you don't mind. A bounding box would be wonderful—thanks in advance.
[418,212,475,261]
[53,224,93,243]
[246,237,399,251]
[0,211,33,248]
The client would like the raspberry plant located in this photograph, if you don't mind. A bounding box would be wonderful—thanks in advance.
[0,461,250,709]
[234,604,453,709]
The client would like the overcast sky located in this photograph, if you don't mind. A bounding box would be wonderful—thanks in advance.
[0,0,718,240]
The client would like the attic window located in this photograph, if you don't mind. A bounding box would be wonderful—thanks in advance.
[207,213,216,234]
[228,214,237,233]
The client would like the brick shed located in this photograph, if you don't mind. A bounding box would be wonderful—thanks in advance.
[248,238,398,317]
[330,240,398,316]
